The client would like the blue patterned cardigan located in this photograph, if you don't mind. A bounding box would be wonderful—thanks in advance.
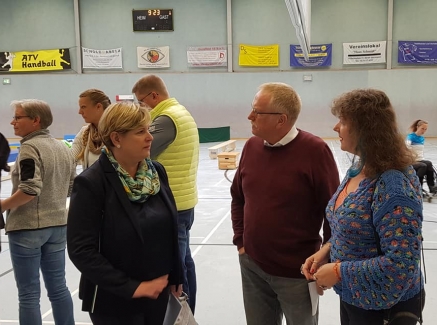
[327,166,424,310]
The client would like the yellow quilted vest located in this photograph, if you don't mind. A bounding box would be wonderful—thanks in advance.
[150,98,199,210]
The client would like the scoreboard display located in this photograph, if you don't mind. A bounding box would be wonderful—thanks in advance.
[132,9,173,31]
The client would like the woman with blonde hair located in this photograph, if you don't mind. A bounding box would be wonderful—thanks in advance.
[67,101,182,325]
[71,89,111,169]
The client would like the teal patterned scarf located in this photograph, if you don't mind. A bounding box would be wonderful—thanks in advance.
[102,147,160,203]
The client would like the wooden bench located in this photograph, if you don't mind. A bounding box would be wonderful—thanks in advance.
[208,140,237,159]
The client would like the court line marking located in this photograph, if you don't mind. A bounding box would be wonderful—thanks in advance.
[192,210,230,257]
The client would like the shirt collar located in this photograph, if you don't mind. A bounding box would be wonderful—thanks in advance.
[264,126,299,147]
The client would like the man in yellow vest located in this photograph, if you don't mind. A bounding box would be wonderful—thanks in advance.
[132,75,199,313]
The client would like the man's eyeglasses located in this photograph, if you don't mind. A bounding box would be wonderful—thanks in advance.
[251,108,282,116]
[137,92,153,106]
[12,115,30,121]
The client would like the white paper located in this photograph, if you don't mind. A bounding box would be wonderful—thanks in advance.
[308,281,319,316]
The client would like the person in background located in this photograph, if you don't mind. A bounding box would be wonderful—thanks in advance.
[302,89,425,325]
[67,102,182,325]
[0,131,11,174]
[132,74,199,313]
[406,119,436,193]
[0,131,11,252]
[71,88,111,169]
[1,99,75,325]
[231,82,340,325]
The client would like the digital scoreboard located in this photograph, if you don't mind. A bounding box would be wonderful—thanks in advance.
[132,9,173,31]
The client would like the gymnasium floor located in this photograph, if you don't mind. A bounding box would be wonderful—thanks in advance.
[1,139,436,325]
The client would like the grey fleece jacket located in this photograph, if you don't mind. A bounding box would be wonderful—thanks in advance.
[6,129,75,232]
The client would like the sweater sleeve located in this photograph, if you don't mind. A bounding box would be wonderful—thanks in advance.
[17,143,42,196]
[71,126,86,163]
[339,175,423,310]
[149,116,176,160]
[230,142,247,250]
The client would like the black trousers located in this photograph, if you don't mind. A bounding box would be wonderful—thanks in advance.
[340,290,425,325]
[413,160,435,188]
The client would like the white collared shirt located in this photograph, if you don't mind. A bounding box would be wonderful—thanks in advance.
[264,126,299,147]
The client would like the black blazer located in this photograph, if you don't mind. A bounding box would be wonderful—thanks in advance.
[67,154,182,313]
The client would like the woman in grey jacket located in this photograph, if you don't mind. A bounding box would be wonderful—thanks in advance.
[1,99,76,325]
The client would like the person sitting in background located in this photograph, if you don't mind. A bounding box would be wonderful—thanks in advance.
[406,119,436,193]
[1,99,76,325]
[71,88,111,169]
[67,101,182,325]
[302,89,425,325]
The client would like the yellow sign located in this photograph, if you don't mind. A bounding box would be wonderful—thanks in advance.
[0,48,71,72]
[239,44,279,67]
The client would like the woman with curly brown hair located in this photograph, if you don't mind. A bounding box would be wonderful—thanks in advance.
[302,89,425,325]
[71,89,111,169]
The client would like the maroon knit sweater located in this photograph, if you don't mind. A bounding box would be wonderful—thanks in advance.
[231,130,340,278]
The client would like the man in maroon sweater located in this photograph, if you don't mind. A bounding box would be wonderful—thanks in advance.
[231,82,339,325]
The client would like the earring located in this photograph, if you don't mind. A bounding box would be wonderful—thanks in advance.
[116,144,121,149]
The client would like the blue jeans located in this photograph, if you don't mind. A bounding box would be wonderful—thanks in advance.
[177,208,197,314]
[239,253,318,325]
[8,226,74,325]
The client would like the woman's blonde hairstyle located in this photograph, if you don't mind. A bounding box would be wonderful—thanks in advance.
[331,89,415,178]
[98,102,151,148]
[79,89,111,109]
[76,89,111,160]
[11,99,53,129]
[409,119,428,133]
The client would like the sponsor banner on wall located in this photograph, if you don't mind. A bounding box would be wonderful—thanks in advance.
[82,47,123,69]
[239,44,279,67]
[137,46,170,68]
[290,44,332,67]
[187,46,227,67]
[343,41,386,64]
[0,48,71,72]
[398,41,437,64]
